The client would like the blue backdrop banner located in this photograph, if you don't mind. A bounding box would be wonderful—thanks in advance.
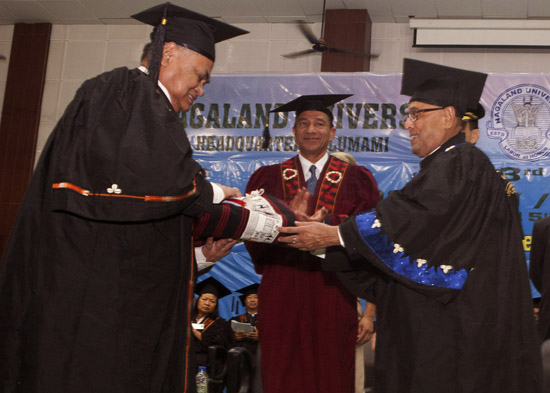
[189,73,550,318]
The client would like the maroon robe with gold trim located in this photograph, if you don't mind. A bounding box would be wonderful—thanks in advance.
[245,155,379,393]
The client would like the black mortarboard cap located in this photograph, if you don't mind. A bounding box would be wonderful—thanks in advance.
[400,58,487,117]
[270,94,352,122]
[195,277,231,299]
[263,94,351,150]
[236,283,259,304]
[462,103,486,122]
[132,2,248,81]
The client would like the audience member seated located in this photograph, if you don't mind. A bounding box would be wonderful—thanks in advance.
[231,283,262,393]
[192,277,235,368]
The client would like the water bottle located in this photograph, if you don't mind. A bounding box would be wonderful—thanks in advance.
[196,366,208,393]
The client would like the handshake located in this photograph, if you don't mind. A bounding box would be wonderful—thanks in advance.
[193,189,296,244]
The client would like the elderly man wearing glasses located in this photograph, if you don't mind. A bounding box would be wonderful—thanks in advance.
[279,59,543,393]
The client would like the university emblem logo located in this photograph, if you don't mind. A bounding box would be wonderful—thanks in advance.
[488,84,550,161]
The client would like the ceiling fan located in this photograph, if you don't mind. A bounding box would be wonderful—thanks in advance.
[282,0,378,60]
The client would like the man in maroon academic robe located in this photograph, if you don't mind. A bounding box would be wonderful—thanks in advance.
[245,95,380,393]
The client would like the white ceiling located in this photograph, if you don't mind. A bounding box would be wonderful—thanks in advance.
[1,0,550,26]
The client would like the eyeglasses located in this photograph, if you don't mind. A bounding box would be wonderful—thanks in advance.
[405,107,444,122]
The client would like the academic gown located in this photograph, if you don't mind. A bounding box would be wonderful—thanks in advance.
[0,67,218,393]
[230,313,259,358]
[329,133,543,393]
[245,155,379,393]
[230,313,262,393]
[193,316,234,367]
[530,216,550,341]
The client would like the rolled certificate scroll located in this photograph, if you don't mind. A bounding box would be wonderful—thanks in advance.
[193,189,295,244]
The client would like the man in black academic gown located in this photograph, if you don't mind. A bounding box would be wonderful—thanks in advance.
[530,217,550,393]
[279,59,543,393]
[0,4,295,393]
[530,216,550,342]
[230,283,262,393]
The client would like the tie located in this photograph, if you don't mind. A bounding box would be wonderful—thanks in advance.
[306,165,317,194]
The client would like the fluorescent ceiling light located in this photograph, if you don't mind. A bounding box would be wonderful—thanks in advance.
[410,18,550,48]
